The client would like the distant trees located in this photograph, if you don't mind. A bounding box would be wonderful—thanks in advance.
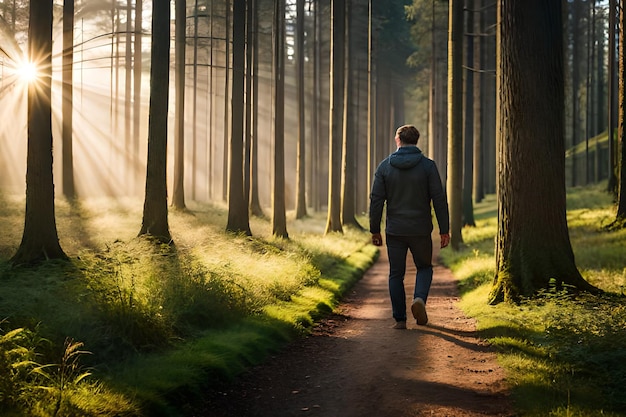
[11,0,67,264]
[490,0,597,303]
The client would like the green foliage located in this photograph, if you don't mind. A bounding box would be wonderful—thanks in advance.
[0,197,376,415]
[440,183,626,416]
[0,324,138,416]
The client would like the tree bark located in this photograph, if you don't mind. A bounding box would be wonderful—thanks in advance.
[139,0,171,243]
[249,0,264,218]
[172,0,187,210]
[325,0,345,234]
[472,0,484,204]
[608,0,618,195]
[490,0,598,303]
[133,0,143,195]
[12,0,67,264]
[341,0,360,228]
[611,0,626,227]
[62,0,75,200]
[226,0,252,235]
[124,0,133,194]
[295,0,307,219]
[272,0,288,238]
[447,0,464,248]
[462,0,475,227]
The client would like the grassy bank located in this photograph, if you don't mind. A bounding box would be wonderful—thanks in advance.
[440,183,626,416]
[0,195,377,416]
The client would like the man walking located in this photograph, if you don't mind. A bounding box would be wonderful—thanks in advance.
[369,125,450,329]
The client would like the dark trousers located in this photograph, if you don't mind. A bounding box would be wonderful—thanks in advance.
[386,234,433,321]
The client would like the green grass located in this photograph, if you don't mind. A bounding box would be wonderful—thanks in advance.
[440,182,626,416]
[0,194,377,416]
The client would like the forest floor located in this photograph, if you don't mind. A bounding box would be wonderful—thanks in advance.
[186,244,517,417]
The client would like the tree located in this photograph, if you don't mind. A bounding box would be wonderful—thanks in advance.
[11,0,67,264]
[325,0,345,234]
[341,0,360,228]
[294,0,307,220]
[447,0,464,249]
[172,0,187,210]
[226,0,252,235]
[138,0,171,242]
[124,0,133,193]
[472,0,484,204]
[608,0,618,195]
[609,0,626,229]
[490,0,598,303]
[249,0,264,218]
[62,0,75,199]
[462,0,475,227]
[133,0,143,190]
[272,0,288,238]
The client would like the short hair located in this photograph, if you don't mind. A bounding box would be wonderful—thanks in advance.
[396,125,420,145]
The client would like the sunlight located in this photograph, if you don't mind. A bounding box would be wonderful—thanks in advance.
[17,61,38,83]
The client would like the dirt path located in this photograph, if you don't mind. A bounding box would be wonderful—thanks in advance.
[189,245,515,417]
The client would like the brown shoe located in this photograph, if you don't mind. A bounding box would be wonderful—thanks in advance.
[392,321,407,329]
[411,297,428,325]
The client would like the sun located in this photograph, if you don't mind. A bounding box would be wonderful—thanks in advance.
[18,62,39,83]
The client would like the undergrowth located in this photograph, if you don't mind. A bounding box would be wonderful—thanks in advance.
[441,183,626,416]
[0,195,376,416]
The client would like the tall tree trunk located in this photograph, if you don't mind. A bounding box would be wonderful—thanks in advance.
[310,1,321,212]
[172,0,187,209]
[570,0,582,187]
[325,0,345,234]
[223,3,231,202]
[139,0,171,243]
[191,0,199,199]
[295,0,307,219]
[124,0,133,194]
[133,0,143,195]
[62,0,75,199]
[226,0,252,235]
[249,0,264,217]
[447,0,464,249]
[367,0,375,200]
[12,0,67,264]
[462,0,475,227]
[272,0,288,238]
[608,0,618,194]
[595,21,605,182]
[611,0,626,227]
[244,0,253,206]
[490,0,597,303]
[473,0,484,203]
[341,0,359,228]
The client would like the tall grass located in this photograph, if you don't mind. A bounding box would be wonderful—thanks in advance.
[440,183,626,416]
[0,194,376,415]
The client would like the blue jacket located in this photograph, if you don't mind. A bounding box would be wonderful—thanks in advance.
[369,146,449,236]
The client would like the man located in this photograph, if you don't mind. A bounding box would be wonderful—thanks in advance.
[369,125,450,329]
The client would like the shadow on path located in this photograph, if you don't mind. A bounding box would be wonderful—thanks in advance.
[190,240,516,417]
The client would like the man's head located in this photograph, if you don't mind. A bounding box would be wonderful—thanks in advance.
[395,125,420,146]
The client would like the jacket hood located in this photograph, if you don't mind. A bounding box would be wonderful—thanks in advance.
[389,146,424,169]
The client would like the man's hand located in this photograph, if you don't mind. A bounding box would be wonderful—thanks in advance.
[440,233,450,248]
[371,233,383,246]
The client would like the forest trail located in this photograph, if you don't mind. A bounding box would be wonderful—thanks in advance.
[189,242,516,417]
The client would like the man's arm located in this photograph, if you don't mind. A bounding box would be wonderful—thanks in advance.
[369,168,386,234]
